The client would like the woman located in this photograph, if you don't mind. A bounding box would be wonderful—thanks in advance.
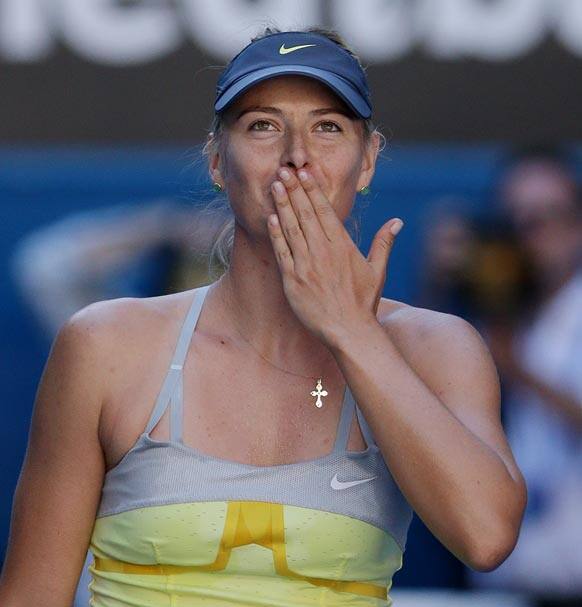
[0,27,526,607]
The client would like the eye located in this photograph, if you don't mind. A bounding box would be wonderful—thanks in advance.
[316,121,342,133]
[249,119,276,131]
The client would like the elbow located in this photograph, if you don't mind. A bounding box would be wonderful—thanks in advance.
[466,478,528,572]
[466,532,518,572]
[455,520,520,572]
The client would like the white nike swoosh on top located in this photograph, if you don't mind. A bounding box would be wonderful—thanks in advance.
[331,473,377,490]
[279,43,317,55]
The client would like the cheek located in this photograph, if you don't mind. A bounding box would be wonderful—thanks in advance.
[224,145,270,191]
[317,148,363,200]
[222,142,282,216]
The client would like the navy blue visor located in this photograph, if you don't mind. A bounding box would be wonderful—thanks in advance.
[215,31,372,119]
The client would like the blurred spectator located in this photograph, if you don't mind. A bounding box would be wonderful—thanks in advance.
[416,196,479,320]
[10,198,228,337]
[468,145,582,598]
[416,195,536,327]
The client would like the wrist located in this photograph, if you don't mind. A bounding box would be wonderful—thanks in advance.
[326,315,384,355]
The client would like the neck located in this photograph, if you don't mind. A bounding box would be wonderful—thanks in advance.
[212,224,338,377]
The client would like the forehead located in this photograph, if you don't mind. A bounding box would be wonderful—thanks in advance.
[227,75,353,116]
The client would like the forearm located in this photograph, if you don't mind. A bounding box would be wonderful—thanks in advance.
[327,318,522,568]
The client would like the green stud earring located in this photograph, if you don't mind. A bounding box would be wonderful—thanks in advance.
[212,182,223,193]
[359,185,370,195]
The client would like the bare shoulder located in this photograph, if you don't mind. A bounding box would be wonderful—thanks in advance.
[57,290,196,429]
[80,290,199,437]
[376,297,499,411]
[377,297,489,359]
[63,289,192,348]
[65,288,195,363]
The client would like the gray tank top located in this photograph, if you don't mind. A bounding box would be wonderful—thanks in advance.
[95,281,413,551]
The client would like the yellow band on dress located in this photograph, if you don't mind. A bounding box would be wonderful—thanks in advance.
[93,501,387,599]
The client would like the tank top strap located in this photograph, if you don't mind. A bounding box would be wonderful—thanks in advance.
[332,383,354,453]
[355,402,377,448]
[144,283,212,437]
[332,384,376,452]
[169,372,184,443]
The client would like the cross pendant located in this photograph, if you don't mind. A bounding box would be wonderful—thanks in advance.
[310,378,328,408]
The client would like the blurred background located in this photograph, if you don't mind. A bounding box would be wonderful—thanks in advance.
[1,1,581,606]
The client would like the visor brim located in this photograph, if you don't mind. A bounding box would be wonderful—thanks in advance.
[214,65,371,119]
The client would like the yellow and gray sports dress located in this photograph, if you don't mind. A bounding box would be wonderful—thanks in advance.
[88,282,414,606]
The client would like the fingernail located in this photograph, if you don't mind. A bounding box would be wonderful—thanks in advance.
[272,181,285,195]
[279,168,291,181]
[298,170,308,182]
[390,219,404,236]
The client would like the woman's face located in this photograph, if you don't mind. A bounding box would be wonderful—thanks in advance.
[210,75,379,236]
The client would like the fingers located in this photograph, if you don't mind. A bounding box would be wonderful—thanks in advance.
[268,167,347,274]
[367,218,404,278]
[270,179,310,262]
[295,169,344,242]
[277,168,331,248]
[266,212,295,275]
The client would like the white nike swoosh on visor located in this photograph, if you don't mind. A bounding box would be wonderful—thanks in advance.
[331,473,377,490]
[279,43,317,55]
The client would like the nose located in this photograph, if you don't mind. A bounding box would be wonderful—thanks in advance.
[281,130,310,171]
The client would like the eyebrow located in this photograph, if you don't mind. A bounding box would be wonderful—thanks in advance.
[236,106,355,120]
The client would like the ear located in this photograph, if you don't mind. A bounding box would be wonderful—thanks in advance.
[207,132,224,186]
[356,130,380,192]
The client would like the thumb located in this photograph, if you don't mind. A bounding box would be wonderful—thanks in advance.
[367,218,404,275]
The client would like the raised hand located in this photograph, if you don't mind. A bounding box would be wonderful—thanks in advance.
[266,166,403,345]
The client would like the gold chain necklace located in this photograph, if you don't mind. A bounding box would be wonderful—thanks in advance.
[228,320,329,409]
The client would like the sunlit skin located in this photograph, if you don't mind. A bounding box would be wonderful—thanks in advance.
[214,75,377,239]
[208,75,402,354]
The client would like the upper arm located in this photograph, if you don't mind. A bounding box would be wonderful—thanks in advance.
[0,303,113,606]
[387,308,526,490]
